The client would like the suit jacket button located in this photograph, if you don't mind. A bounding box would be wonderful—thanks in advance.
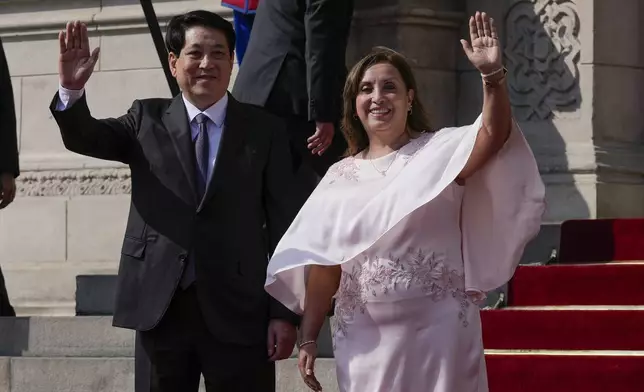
[178,254,187,263]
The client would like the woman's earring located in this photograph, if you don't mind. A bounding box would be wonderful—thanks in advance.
[408,105,413,115]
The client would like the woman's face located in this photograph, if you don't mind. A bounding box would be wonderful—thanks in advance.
[355,62,414,139]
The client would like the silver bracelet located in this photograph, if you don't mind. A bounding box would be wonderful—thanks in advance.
[482,67,508,87]
[298,340,317,349]
[481,66,506,78]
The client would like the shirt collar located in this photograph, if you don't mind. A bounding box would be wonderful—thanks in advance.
[182,93,228,128]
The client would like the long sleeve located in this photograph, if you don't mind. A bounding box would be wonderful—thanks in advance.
[0,38,19,178]
[304,0,354,122]
[56,85,85,111]
[49,92,140,164]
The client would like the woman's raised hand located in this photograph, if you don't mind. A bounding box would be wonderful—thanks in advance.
[460,11,503,75]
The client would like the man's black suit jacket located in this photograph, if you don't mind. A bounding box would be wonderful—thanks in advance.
[232,0,354,123]
[49,93,299,346]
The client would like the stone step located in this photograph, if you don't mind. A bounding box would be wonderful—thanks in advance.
[0,317,133,357]
[0,316,335,358]
[0,357,338,392]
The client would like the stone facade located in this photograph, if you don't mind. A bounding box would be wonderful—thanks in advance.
[0,0,643,315]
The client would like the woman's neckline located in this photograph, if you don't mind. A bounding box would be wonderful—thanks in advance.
[353,131,429,162]
[352,148,398,162]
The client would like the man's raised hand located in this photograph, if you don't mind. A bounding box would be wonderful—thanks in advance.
[58,21,100,90]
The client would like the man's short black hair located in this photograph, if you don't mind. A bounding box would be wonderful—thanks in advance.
[165,10,236,57]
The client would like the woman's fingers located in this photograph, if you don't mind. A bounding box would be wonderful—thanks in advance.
[299,352,322,391]
[490,17,499,40]
[482,12,491,37]
[304,354,322,390]
[305,351,315,375]
[468,16,477,42]
[475,11,484,38]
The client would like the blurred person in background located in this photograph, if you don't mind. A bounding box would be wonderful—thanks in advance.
[220,0,260,65]
[233,0,354,201]
[0,37,18,317]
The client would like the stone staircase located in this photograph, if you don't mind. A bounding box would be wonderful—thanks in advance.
[0,316,338,392]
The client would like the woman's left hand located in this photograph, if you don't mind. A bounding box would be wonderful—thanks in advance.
[461,11,503,75]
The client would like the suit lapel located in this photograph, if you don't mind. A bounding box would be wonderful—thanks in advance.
[162,96,199,206]
[198,94,246,212]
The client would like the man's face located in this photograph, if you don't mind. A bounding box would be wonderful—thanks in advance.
[169,26,233,109]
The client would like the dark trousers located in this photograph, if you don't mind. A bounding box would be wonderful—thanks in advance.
[0,266,15,316]
[136,286,275,392]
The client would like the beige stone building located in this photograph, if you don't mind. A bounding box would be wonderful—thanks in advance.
[0,0,642,343]
[0,0,643,390]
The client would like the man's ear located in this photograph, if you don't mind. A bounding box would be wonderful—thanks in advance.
[168,52,178,77]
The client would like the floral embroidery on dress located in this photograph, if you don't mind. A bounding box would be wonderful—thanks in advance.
[332,247,470,346]
[327,158,359,184]
[327,133,434,184]
[401,131,433,166]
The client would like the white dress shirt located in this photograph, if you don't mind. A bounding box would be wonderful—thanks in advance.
[56,86,228,185]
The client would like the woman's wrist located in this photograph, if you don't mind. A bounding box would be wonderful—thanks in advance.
[481,66,507,87]
[298,339,317,349]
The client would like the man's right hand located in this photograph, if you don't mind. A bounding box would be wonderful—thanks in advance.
[59,21,100,90]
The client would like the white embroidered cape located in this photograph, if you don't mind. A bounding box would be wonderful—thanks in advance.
[265,115,546,314]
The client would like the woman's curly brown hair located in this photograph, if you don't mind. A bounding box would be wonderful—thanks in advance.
[341,47,433,156]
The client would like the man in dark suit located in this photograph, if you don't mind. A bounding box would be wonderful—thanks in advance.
[232,0,354,185]
[50,11,299,391]
[0,37,18,317]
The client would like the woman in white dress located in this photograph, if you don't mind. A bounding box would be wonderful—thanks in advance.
[265,11,545,392]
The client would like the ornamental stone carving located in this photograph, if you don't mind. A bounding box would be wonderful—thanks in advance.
[504,0,581,120]
[16,169,131,197]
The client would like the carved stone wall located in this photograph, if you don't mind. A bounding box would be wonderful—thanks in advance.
[504,0,581,121]
[458,0,592,222]
[16,169,132,197]
[460,0,644,221]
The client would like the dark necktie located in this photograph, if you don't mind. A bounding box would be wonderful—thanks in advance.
[181,113,209,289]
[194,113,210,199]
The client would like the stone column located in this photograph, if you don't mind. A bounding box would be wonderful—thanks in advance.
[592,0,644,218]
[348,0,466,129]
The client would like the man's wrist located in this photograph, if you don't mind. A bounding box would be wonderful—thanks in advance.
[59,84,85,93]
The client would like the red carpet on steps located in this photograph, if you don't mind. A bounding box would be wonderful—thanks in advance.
[508,263,644,306]
[484,218,644,391]
[482,309,644,350]
[486,355,644,392]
